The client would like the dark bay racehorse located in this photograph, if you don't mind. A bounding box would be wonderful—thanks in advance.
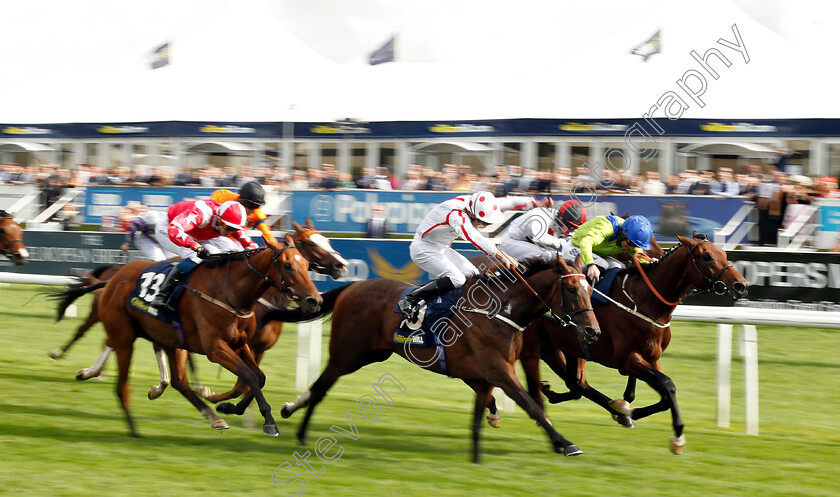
[49,218,347,400]
[518,233,747,453]
[50,235,322,437]
[262,256,600,462]
[0,210,27,265]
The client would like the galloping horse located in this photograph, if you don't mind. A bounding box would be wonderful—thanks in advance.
[519,233,747,453]
[0,210,27,265]
[263,256,600,462]
[49,218,347,401]
[51,235,322,437]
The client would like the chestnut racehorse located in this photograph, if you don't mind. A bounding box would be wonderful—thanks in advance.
[49,218,348,400]
[262,256,600,462]
[0,210,27,265]
[50,235,322,437]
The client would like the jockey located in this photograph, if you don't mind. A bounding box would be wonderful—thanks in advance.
[561,214,653,283]
[397,190,552,320]
[210,180,278,249]
[120,209,176,261]
[499,199,587,263]
[150,199,258,310]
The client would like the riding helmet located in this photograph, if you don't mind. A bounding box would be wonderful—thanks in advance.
[467,191,504,224]
[622,215,653,250]
[217,201,248,230]
[238,181,266,209]
[556,199,587,228]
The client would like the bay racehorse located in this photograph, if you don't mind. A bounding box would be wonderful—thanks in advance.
[0,210,28,265]
[517,233,747,453]
[49,218,348,400]
[262,256,600,462]
[50,235,322,437]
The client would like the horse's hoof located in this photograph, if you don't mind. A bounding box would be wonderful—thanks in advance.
[263,424,279,437]
[211,419,229,430]
[147,386,164,400]
[485,412,501,428]
[280,402,294,419]
[609,399,634,417]
[612,413,636,428]
[669,434,686,454]
[194,386,212,399]
[216,402,236,415]
[49,349,63,359]
[76,369,97,381]
[563,444,583,456]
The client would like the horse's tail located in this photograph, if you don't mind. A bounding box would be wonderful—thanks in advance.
[89,263,122,282]
[263,282,354,323]
[45,280,107,322]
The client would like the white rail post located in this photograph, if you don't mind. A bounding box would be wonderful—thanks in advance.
[717,323,733,428]
[295,318,323,392]
[742,324,759,435]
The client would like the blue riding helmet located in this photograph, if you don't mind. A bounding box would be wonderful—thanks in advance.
[622,215,653,250]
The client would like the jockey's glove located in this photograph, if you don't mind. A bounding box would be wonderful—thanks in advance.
[194,246,210,259]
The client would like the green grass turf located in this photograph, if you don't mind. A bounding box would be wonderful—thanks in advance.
[0,283,837,497]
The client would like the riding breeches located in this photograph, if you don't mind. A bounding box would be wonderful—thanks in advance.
[561,243,624,270]
[409,240,479,288]
[135,235,176,262]
[499,237,560,264]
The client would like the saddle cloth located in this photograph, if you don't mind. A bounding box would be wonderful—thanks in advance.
[392,285,465,347]
[591,267,621,307]
[127,261,192,324]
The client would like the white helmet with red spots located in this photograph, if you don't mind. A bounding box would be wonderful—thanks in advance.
[467,191,503,224]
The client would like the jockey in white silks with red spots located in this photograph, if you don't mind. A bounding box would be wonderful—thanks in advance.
[397,191,552,319]
[499,199,587,264]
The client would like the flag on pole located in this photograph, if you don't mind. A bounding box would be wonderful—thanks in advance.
[151,42,170,69]
[630,29,661,62]
[369,36,396,65]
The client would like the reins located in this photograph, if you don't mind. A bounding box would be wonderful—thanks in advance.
[632,252,680,306]
[511,256,592,327]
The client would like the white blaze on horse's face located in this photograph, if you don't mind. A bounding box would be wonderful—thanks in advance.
[309,232,349,267]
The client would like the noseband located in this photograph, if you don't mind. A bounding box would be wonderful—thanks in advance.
[687,239,733,296]
[514,265,593,330]
[244,245,299,298]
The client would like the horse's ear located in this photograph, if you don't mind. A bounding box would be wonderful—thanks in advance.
[305,216,314,228]
[692,231,707,240]
[291,219,303,232]
[284,233,296,247]
[675,234,691,246]
[265,237,283,252]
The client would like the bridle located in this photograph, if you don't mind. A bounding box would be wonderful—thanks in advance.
[632,237,733,307]
[513,258,593,330]
[243,245,299,298]
[0,219,25,259]
[294,227,343,273]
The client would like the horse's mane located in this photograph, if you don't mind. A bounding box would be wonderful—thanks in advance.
[619,233,707,277]
[473,256,559,286]
[0,210,11,219]
[200,246,272,269]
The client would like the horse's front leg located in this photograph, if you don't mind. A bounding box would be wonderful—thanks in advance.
[208,341,278,437]
[165,348,228,430]
[485,361,582,457]
[617,357,685,453]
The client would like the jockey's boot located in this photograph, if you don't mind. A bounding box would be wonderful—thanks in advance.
[397,277,455,321]
[150,266,186,310]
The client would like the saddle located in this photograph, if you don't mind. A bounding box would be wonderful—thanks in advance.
[591,267,622,307]
[392,286,465,348]
[128,261,193,323]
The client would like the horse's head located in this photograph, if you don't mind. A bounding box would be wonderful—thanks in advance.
[267,234,323,313]
[292,218,348,280]
[677,232,747,300]
[0,211,28,266]
[548,257,600,345]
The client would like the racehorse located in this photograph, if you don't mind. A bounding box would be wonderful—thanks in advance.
[49,218,348,400]
[263,256,600,462]
[518,233,747,454]
[0,210,27,265]
[50,235,322,437]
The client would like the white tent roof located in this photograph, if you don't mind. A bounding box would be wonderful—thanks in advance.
[0,0,835,124]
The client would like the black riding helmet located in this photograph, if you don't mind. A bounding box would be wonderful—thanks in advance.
[238,181,266,209]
